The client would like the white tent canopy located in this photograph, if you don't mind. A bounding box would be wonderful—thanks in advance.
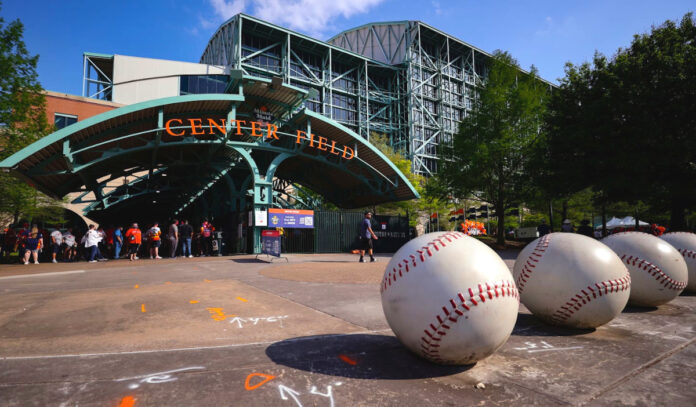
[596,216,650,229]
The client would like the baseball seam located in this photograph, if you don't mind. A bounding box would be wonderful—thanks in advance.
[420,280,519,363]
[380,231,464,294]
[620,254,687,290]
[676,248,696,260]
[515,234,551,294]
[550,274,631,323]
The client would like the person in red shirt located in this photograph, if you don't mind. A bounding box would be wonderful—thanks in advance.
[124,223,142,261]
[200,219,213,256]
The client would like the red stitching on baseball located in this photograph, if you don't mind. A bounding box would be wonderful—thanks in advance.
[550,274,631,323]
[676,248,696,260]
[515,234,551,293]
[620,254,687,290]
[419,280,519,363]
[381,232,464,293]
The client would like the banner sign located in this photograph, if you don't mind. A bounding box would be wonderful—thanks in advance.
[268,208,314,229]
[261,230,281,257]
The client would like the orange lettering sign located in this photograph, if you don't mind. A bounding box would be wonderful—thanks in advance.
[165,119,184,136]
[208,118,226,135]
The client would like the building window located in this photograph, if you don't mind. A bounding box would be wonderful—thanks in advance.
[54,113,77,129]
[180,75,229,95]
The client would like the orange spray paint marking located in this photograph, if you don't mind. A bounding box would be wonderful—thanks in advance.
[134,284,139,289]
[204,279,212,283]
[165,281,172,285]
[206,307,235,321]
[119,396,136,407]
[141,304,146,313]
[338,354,358,365]
[236,296,248,302]
[189,300,199,304]
[244,373,276,390]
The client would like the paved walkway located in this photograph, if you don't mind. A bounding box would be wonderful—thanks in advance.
[0,253,694,406]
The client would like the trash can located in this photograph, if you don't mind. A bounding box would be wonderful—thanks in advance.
[213,231,223,256]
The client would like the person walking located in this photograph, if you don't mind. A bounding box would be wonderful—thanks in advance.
[113,226,123,259]
[179,220,193,258]
[50,228,63,263]
[359,211,378,263]
[147,222,162,259]
[168,219,179,258]
[125,223,142,261]
[83,224,101,263]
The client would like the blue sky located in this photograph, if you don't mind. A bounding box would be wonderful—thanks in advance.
[3,0,694,95]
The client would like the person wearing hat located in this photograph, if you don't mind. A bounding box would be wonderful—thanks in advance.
[359,211,378,263]
[577,220,594,237]
[561,219,575,233]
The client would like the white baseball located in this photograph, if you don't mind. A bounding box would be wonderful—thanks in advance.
[381,232,518,365]
[513,233,630,329]
[603,232,687,306]
[660,232,696,292]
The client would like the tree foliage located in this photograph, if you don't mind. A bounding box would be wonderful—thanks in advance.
[433,50,549,244]
[0,2,64,225]
[540,13,696,230]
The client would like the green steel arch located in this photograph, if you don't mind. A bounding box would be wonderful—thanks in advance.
[1,75,419,250]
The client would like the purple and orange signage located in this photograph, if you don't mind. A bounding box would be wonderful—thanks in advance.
[268,208,314,229]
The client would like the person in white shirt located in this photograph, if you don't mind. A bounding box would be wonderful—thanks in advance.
[83,225,101,263]
[50,229,63,263]
[63,228,76,262]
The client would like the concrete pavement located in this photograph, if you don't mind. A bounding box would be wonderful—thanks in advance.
[0,253,694,406]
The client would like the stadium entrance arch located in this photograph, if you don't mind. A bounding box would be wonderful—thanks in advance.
[0,72,419,253]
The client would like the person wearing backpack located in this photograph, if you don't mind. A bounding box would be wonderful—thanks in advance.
[125,223,142,261]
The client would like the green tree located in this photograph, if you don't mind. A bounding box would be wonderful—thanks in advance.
[434,51,549,244]
[0,2,64,225]
[541,13,696,230]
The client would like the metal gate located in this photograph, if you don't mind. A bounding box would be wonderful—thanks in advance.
[279,211,409,254]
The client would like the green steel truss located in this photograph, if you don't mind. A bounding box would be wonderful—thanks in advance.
[201,15,554,176]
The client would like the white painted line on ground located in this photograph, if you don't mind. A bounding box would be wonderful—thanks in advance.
[0,270,86,280]
[0,329,394,360]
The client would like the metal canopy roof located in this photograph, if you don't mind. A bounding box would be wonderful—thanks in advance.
[1,80,418,222]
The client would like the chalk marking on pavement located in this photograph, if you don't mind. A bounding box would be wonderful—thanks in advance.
[0,329,394,360]
[115,366,205,382]
[141,304,146,313]
[0,270,86,280]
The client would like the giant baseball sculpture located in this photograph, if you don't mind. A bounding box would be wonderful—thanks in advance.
[660,232,696,292]
[603,232,687,306]
[513,233,630,329]
[381,232,519,365]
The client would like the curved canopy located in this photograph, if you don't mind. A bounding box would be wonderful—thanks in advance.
[0,75,418,223]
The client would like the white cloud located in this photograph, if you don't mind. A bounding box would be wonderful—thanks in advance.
[205,0,385,37]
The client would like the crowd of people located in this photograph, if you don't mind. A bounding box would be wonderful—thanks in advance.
[0,219,218,264]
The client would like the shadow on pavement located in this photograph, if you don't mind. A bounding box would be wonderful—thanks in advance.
[622,305,659,313]
[511,313,595,336]
[265,333,472,379]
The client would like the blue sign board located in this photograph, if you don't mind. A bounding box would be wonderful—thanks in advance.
[268,209,314,229]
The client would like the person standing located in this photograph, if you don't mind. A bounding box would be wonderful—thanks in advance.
[561,219,575,233]
[359,211,378,263]
[168,219,179,258]
[22,227,42,265]
[537,219,551,237]
[179,220,193,258]
[50,228,63,263]
[125,223,142,261]
[147,222,162,259]
[83,224,101,263]
[63,228,76,262]
[113,226,123,259]
[200,219,213,256]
